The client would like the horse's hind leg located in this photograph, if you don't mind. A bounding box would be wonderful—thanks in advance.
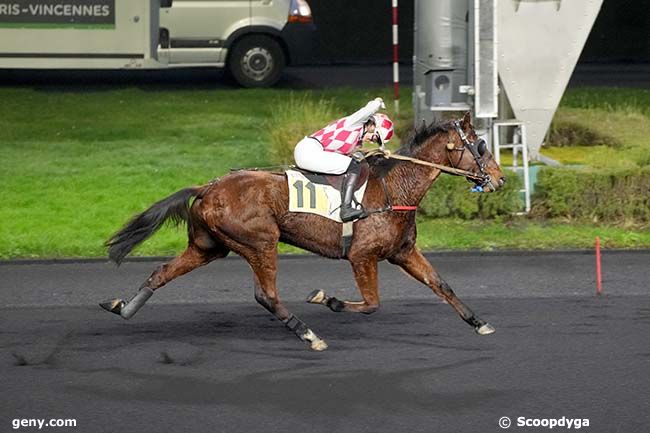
[388,247,495,335]
[245,249,328,351]
[100,240,228,319]
[307,259,380,314]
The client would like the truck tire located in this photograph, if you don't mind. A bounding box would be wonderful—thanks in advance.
[228,35,285,88]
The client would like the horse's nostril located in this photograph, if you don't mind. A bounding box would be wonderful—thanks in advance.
[499,177,506,186]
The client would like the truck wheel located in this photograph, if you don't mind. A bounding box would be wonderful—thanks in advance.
[228,35,285,88]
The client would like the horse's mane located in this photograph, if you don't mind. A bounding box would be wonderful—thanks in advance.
[396,120,454,157]
[368,119,453,178]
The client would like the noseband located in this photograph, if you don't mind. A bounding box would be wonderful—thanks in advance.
[450,121,496,191]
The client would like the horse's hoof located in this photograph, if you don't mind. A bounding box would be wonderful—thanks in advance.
[310,339,328,351]
[99,298,125,315]
[476,323,495,335]
[306,289,327,304]
[302,329,328,351]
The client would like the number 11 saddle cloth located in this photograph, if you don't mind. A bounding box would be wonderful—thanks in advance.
[285,169,368,223]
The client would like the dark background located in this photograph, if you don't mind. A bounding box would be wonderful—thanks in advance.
[309,0,650,64]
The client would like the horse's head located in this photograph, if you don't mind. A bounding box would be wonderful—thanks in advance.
[441,112,505,192]
[396,113,505,192]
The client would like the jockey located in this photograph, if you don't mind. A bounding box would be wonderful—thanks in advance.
[294,98,394,222]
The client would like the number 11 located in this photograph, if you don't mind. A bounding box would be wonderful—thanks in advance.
[293,180,317,209]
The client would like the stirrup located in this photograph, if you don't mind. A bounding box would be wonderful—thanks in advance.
[340,207,366,222]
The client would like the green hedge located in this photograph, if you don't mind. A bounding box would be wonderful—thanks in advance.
[532,167,650,222]
[418,166,650,223]
[548,120,620,147]
[418,169,524,219]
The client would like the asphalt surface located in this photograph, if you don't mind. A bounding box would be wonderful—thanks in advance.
[0,250,649,308]
[1,63,649,89]
[1,251,649,433]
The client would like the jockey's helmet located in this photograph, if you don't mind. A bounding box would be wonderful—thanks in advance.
[373,113,394,145]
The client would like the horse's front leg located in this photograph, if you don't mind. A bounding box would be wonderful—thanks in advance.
[388,247,495,335]
[307,259,380,314]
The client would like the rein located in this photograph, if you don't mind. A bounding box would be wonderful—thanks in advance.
[362,148,486,181]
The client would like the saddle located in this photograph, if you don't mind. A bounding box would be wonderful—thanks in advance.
[287,160,371,258]
[292,160,370,192]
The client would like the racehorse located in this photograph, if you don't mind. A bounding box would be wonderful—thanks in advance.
[101,112,506,351]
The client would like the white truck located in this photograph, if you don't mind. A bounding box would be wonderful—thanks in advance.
[0,0,315,86]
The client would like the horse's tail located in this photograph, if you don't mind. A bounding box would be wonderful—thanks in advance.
[106,186,203,265]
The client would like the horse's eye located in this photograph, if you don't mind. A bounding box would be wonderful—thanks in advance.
[476,139,487,156]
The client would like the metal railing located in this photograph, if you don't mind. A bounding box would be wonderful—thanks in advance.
[492,120,531,214]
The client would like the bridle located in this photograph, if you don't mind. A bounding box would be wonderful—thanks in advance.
[448,120,496,192]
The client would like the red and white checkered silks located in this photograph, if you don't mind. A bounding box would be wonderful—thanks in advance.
[310,117,364,155]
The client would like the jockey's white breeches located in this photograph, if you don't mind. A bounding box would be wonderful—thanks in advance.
[294,137,352,175]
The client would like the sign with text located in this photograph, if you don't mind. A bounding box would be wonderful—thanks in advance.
[0,0,115,27]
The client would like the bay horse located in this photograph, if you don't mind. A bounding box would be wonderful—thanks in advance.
[101,112,505,351]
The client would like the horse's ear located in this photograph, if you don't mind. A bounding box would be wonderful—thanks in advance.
[461,111,472,130]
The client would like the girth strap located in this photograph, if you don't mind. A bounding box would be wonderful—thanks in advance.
[341,221,354,257]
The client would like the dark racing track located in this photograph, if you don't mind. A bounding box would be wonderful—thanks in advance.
[1,251,649,432]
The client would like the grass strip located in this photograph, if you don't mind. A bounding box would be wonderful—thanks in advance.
[1,85,648,258]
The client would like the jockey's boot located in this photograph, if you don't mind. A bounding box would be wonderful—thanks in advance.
[340,161,366,222]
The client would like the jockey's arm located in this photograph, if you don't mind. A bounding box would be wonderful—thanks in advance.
[343,98,385,129]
